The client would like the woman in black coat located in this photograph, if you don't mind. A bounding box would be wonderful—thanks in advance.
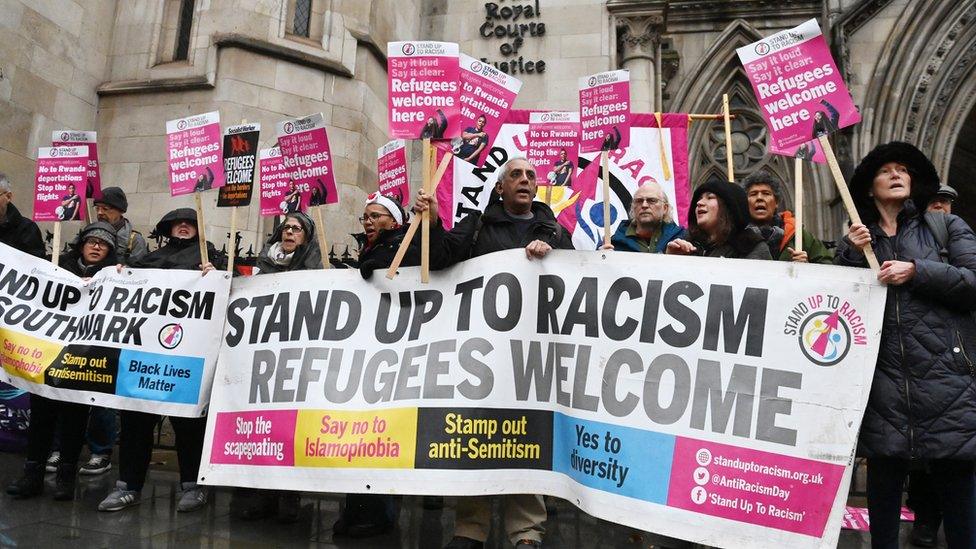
[6,222,118,501]
[97,208,221,514]
[836,142,976,548]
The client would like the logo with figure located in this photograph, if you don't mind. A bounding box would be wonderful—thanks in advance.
[60,132,70,141]
[470,61,483,72]
[177,119,188,131]
[158,323,185,350]
[283,122,295,134]
[401,43,416,56]
[588,76,597,87]
[755,42,770,55]
[786,293,867,367]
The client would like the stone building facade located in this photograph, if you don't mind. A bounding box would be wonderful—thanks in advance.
[2,0,975,256]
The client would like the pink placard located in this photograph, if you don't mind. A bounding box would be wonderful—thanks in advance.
[528,112,580,186]
[51,130,102,201]
[769,139,827,164]
[579,70,631,153]
[667,437,846,537]
[166,111,226,196]
[275,113,338,209]
[377,140,410,204]
[258,147,300,217]
[33,146,88,222]
[208,410,296,466]
[450,53,521,166]
[387,41,462,140]
[738,19,860,150]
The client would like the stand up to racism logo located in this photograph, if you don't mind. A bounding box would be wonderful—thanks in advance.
[784,293,868,367]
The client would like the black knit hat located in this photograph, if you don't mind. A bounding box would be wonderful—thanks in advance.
[849,141,940,222]
[94,187,128,212]
[154,207,198,236]
[688,178,751,233]
[76,221,118,251]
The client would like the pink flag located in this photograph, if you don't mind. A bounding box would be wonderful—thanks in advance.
[33,146,88,222]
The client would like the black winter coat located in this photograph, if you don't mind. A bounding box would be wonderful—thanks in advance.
[430,200,574,268]
[0,203,45,258]
[357,227,416,279]
[835,203,976,459]
[133,237,225,271]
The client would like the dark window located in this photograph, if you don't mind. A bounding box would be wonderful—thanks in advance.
[175,0,195,61]
[293,0,312,37]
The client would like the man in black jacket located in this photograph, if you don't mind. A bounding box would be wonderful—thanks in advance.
[0,173,45,258]
[415,157,572,549]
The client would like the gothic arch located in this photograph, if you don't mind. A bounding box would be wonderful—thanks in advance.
[857,0,976,174]
[670,19,833,236]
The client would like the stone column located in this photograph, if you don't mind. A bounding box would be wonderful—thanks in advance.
[617,15,663,113]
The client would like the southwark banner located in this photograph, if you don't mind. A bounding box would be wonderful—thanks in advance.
[201,250,886,549]
[0,245,231,417]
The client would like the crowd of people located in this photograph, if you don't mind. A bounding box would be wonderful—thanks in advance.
[0,139,975,548]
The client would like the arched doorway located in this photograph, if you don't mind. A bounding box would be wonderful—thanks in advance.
[947,105,976,227]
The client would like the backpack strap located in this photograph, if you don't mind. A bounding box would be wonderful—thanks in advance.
[923,211,950,264]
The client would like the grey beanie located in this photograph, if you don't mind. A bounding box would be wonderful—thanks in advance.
[94,187,128,212]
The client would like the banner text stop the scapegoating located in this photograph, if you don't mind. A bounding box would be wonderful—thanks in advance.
[226,274,802,447]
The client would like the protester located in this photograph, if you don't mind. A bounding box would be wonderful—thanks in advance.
[232,211,322,523]
[94,187,147,265]
[927,184,957,214]
[0,173,45,257]
[603,182,684,253]
[98,208,221,513]
[331,193,414,537]
[665,178,771,259]
[5,222,118,501]
[742,170,832,263]
[835,141,976,549]
[416,157,572,549]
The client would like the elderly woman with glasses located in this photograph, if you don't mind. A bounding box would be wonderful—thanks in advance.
[6,221,118,501]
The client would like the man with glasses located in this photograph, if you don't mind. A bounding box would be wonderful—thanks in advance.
[93,187,147,265]
[0,173,44,258]
[603,182,684,253]
[743,170,832,264]
[414,157,572,549]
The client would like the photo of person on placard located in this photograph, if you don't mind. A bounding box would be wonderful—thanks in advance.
[309,179,329,207]
[281,180,302,214]
[601,126,622,151]
[193,167,215,192]
[420,109,449,139]
[811,99,840,138]
[796,141,817,161]
[57,184,81,221]
[551,148,574,186]
[453,114,489,163]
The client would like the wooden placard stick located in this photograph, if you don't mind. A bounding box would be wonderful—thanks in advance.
[227,207,237,274]
[545,185,552,206]
[51,223,61,265]
[193,191,210,266]
[601,150,611,247]
[312,206,330,270]
[386,152,453,280]
[722,94,734,182]
[794,157,803,254]
[818,135,880,271]
[421,139,434,283]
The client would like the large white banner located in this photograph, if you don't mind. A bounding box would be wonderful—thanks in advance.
[0,245,230,417]
[201,250,885,548]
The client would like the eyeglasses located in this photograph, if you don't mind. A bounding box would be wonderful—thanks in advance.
[633,197,664,206]
[84,238,108,249]
[359,213,393,223]
[281,224,304,234]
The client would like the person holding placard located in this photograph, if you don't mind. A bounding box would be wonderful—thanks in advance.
[665,178,771,260]
[232,211,322,523]
[603,182,685,253]
[742,170,832,263]
[415,157,571,549]
[6,221,119,501]
[0,173,44,258]
[94,187,147,266]
[835,142,976,549]
[98,208,220,514]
